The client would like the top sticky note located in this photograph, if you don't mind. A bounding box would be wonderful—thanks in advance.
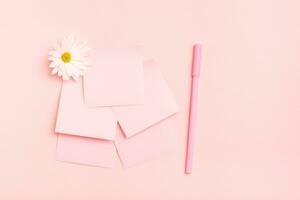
[83,48,144,107]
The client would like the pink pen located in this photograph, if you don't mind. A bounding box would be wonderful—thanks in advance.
[185,44,201,174]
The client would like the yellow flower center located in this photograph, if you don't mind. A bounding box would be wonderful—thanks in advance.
[61,52,72,63]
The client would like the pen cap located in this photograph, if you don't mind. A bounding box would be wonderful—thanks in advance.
[192,44,201,77]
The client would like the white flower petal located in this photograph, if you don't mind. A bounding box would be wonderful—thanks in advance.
[51,68,58,74]
[72,76,79,81]
[65,63,73,77]
[70,61,87,70]
[69,64,80,76]
[62,75,69,80]
[48,56,60,62]
[48,50,59,57]
[49,62,58,68]
[60,63,69,77]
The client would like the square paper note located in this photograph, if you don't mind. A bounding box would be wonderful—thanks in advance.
[55,80,117,140]
[56,134,118,168]
[112,60,179,137]
[114,119,176,168]
[83,48,144,107]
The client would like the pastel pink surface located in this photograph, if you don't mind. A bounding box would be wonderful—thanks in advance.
[113,60,178,137]
[56,134,118,168]
[1,0,300,199]
[55,80,117,140]
[83,48,144,107]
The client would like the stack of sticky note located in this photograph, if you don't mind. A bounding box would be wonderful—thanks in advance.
[55,48,179,168]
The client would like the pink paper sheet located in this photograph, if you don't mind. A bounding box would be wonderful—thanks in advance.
[55,80,117,140]
[115,121,175,168]
[83,48,144,107]
[112,60,179,137]
[56,134,118,168]
[56,122,176,169]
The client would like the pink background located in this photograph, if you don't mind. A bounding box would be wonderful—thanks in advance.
[0,0,299,199]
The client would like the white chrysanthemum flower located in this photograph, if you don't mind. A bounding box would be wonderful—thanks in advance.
[48,35,90,81]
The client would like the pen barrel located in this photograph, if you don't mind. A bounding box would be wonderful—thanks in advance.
[185,77,200,174]
[192,44,201,77]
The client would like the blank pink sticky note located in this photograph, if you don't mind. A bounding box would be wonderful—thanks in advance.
[83,48,144,107]
[56,134,118,168]
[55,80,117,140]
[115,120,175,168]
[112,60,179,137]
